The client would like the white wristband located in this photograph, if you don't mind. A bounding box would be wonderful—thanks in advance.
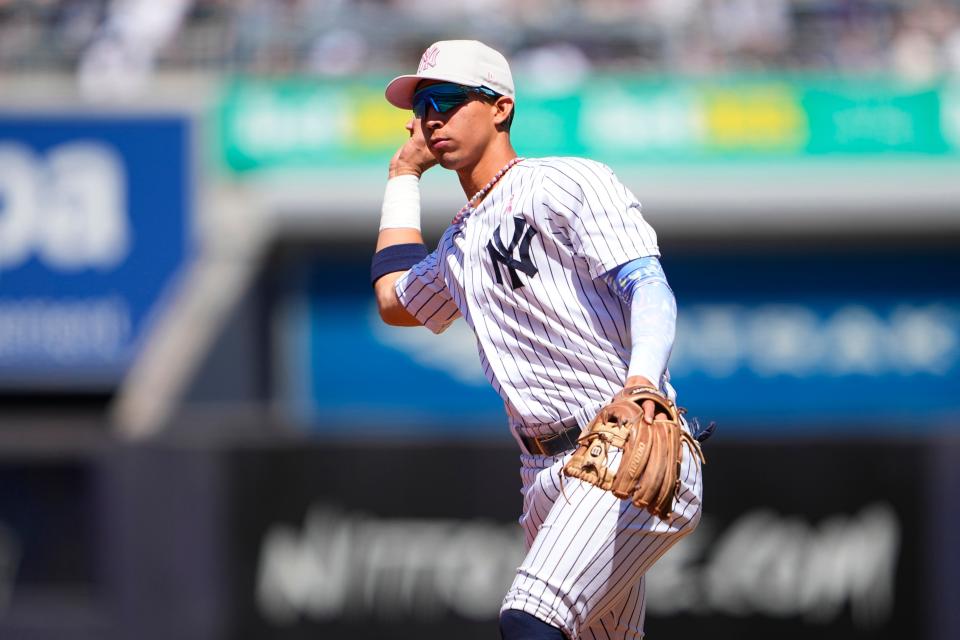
[379,174,422,231]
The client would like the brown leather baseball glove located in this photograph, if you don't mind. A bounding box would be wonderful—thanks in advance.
[563,385,704,519]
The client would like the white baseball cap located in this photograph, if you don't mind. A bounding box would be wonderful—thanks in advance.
[385,40,515,109]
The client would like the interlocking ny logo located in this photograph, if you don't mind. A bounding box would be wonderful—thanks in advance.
[487,218,538,289]
[418,46,439,72]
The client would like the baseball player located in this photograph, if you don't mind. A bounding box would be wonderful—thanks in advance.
[370,40,705,639]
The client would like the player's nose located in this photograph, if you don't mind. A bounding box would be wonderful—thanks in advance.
[423,110,444,129]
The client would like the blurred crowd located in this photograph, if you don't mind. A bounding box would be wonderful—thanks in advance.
[1,0,959,82]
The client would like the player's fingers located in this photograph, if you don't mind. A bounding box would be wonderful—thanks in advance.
[642,399,655,424]
[654,411,668,421]
[406,116,421,136]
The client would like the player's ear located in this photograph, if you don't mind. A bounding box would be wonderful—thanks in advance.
[493,97,514,132]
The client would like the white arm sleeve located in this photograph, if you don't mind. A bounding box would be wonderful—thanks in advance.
[602,257,677,386]
[625,279,676,384]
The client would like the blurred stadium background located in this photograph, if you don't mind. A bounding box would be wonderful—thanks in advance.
[1,0,958,638]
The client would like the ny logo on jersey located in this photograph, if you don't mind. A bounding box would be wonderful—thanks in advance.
[487,218,538,289]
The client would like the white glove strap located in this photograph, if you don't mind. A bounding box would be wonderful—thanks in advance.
[379,174,422,231]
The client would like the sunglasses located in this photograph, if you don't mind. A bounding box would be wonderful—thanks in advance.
[412,82,500,119]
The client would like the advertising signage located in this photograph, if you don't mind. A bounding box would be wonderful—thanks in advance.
[277,250,960,435]
[221,439,931,640]
[217,76,960,173]
[0,115,193,388]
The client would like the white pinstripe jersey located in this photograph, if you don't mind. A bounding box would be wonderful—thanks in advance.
[395,157,666,440]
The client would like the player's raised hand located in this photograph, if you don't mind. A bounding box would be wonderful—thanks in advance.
[389,117,438,178]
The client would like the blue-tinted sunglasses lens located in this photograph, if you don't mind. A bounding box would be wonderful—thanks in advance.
[412,85,471,118]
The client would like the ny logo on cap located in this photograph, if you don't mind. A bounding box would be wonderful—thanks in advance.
[418,46,440,73]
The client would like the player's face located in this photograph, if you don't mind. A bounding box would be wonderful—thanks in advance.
[414,81,505,171]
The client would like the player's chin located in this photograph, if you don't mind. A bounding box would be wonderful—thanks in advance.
[435,152,462,170]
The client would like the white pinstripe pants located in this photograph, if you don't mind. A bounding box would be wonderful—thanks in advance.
[501,435,703,639]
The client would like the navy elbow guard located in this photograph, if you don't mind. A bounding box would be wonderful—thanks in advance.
[370,243,428,286]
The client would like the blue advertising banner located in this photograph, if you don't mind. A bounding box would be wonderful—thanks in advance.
[279,250,960,436]
[665,251,960,432]
[0,115,192,388]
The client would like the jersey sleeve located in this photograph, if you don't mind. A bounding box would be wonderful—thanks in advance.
[393,249,461,334]
[541,158,660,279]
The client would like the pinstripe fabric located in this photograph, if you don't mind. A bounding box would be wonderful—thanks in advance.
[392,156,697,638]
[503,431,703,639]
[394,157,665,439]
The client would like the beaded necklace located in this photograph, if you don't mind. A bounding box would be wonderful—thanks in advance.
[452,156,525,225]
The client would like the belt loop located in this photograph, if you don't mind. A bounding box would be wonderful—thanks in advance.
[563,427,578,451]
